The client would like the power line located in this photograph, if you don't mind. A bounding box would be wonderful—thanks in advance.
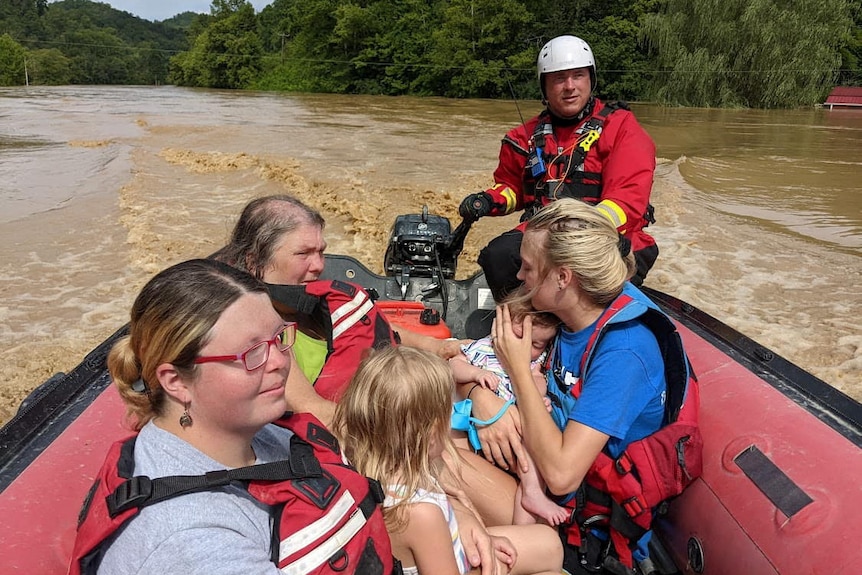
[10,37,857,75]
[16,37,184,54]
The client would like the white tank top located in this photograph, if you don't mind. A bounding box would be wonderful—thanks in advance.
[384,482,470,575]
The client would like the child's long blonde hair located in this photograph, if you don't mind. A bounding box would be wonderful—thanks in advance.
[332,346,458,532]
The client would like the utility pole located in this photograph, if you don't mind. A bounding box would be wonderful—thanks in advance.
[24,57,29,86]
[280,33,288,64]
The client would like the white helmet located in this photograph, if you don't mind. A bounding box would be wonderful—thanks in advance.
[537,35,596,95]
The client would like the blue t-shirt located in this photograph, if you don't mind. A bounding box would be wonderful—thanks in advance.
[547,314,667,459]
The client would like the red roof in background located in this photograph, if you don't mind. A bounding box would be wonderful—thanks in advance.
[824,86,862,105]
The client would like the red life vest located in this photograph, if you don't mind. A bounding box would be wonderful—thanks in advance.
[267,280,398,401]
[557,291,703,571]
[69,412,397,575]
[520,102,622,212]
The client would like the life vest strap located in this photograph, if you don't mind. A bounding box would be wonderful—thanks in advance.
[106,439,322,518]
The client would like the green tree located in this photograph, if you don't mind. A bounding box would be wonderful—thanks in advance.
[324,2,386,92]
[211,0,248,17]
[0,0,45,38]
[169,0,262,88]
[355,0,438,94]
[131,41,170,84]
[423,0,534,98]
[22,0,189,85]
[60,27,131,83]
[641,0,853,107]
[256,0,292,54]
[837,1,861,85]
[26,48,73,84]
[0,33,27,85]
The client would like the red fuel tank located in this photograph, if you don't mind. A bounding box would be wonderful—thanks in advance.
[376,300,452,340]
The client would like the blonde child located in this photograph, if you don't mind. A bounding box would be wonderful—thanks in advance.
[332,346,562,575]
[449,297,569,526]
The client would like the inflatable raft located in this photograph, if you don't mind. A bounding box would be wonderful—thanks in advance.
[1,210,860,574]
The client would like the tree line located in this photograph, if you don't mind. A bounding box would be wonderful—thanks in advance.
[1,0,860,108]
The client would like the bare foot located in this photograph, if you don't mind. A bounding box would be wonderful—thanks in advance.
[520,490,570,526]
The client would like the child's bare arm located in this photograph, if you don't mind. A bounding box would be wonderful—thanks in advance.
[403,503,465,575]
[530,364,553,413]
[530,363,548,396]
[449,356,501,390]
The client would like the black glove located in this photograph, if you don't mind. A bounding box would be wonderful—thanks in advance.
[459,192,493,221]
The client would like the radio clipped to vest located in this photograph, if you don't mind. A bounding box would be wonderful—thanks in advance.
[528,123,553,178]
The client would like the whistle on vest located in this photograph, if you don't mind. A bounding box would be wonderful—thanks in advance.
[577,129,601,153]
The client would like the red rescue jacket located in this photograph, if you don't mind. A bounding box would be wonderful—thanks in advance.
[484,99,657,252]
[69,412,397,575]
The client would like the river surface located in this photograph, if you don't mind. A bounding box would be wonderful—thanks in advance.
[1,85,860,425]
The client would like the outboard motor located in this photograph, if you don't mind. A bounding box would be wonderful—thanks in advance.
[321,206,490,338]
[382,206,473,319]
[384,206,459,280]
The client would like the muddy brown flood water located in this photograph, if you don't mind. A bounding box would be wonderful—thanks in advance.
[0,86,860,425]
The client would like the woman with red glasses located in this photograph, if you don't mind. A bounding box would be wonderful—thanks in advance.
[110,259,295,473]
[69,259,398,575]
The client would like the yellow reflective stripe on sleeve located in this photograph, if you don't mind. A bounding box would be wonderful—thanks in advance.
[596,200,627,229]
[492,184,518,214]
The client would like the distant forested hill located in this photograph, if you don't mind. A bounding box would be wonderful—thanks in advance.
[1,0,859,108]
[0,0,189,85]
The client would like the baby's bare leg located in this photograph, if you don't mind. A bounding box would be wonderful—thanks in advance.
[515,450,569,526]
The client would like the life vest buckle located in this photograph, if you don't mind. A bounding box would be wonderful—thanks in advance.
[106,476,153,517]
[614,453,634,476]
[622,496,648,518]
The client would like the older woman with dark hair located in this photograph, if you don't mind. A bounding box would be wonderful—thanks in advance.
[215,194,467,423]
[213,194,327,286]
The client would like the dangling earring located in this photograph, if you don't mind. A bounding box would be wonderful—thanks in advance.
[179,403,193,428]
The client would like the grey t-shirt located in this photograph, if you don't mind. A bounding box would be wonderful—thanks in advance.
[97,421,294,575]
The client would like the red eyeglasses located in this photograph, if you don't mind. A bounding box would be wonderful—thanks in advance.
[194,323,296,371]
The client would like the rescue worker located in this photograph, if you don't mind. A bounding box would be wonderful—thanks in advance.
[459,35,658,301]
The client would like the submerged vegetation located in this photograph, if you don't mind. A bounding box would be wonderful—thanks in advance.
[1,0,860,107]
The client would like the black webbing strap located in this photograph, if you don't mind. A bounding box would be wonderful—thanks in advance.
[734,445,813,518]
[107,440,321,517]
[360,477,386,515]
[266,283,320,315]
[639,308,690,423]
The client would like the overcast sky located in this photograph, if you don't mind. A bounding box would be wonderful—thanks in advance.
[74,1,274,22]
